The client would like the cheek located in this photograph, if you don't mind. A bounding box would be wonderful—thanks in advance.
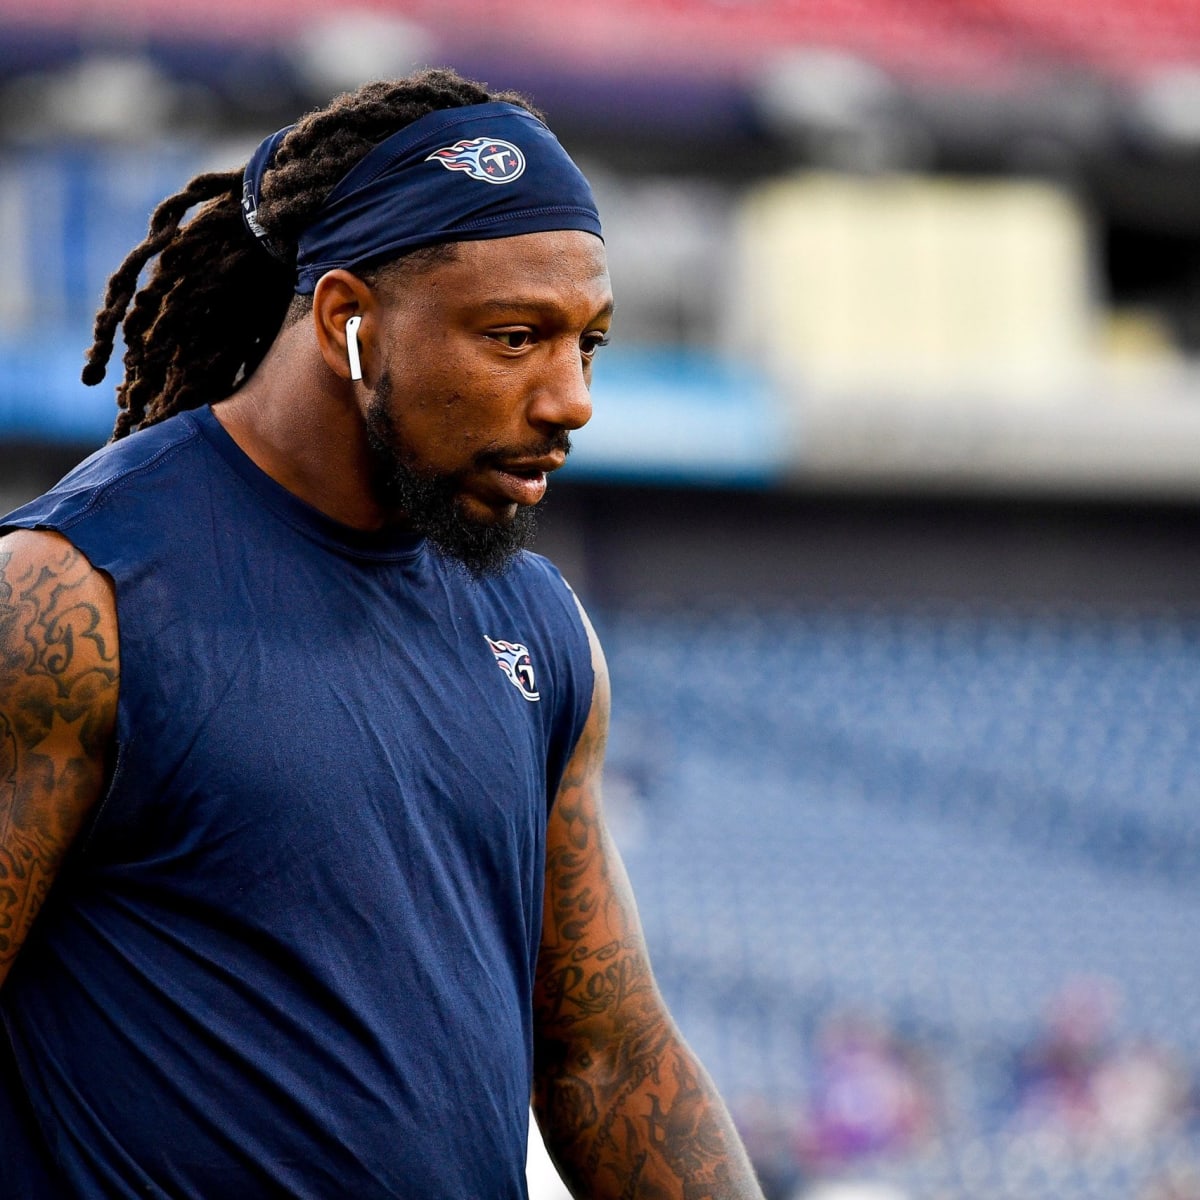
[383,359,461,430]
[384,342,521,452]
[438,381,521,447]
[396,389,494,466]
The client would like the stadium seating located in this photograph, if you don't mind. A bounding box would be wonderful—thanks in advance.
[597,603,1200,1198]
[3,0,1200,83]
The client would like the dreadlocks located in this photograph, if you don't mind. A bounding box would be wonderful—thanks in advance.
[84,68,541,441]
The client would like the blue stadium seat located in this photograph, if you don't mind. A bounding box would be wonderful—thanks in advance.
[604,603,1200,1199]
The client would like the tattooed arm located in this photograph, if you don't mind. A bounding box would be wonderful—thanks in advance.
[532,601,763,1200]
[0,530,119,990]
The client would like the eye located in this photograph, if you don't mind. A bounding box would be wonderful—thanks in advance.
[581,332,611,358]
[489,329,533,350]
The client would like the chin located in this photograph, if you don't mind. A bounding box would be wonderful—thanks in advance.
[419,499,540,579]
[459,496,523,527]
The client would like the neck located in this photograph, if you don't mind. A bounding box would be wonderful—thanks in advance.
[212,330,390,532]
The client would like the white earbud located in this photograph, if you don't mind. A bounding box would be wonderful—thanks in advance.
[345,315,363,382]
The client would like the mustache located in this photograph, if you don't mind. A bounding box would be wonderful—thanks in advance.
[474,431,572,472]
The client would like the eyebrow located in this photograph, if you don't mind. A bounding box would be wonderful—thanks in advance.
[477,297,616,319]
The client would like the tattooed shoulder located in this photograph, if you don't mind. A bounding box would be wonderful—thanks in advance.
[0,529,119,983]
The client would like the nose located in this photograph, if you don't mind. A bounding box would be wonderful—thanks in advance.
[528,342,593,433]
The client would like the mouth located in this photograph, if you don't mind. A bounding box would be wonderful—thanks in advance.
[481,453,565,508]
[488,468,546,507]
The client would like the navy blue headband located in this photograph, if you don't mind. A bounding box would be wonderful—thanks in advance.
[241,101,603,294]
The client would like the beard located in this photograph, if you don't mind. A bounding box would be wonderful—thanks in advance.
[362,376,566,578]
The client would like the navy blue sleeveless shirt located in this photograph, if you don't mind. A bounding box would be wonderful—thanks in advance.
[0,405,594,1199]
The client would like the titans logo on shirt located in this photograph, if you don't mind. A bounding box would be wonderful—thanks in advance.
[485,636,540,701]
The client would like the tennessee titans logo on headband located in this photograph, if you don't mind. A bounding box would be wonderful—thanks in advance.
[427,137,526,184]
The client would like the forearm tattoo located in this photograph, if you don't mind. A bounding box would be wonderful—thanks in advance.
[0,540,118,976]
[534,695,761,1199]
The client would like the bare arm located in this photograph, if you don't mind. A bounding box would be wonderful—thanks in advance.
[0,529,119,990]
[532,601,763,1199]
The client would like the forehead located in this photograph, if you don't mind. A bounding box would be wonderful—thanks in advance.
[398,230,612,317]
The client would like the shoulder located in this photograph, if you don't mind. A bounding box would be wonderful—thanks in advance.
[463,551,598,752]
[493,551,592,660]
[501,548,574,592]
[1,412,204,539]
[492,550,586,622]
[2,413,210,581]
[0,526,116,598]
[0,529,119,984]
[507,553,607,755]
[0,527,120,724]
[433,548,589,644]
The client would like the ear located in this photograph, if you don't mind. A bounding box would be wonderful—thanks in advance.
[312,270,375,384]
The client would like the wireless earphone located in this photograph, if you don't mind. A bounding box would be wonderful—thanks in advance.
[345,315,363,381]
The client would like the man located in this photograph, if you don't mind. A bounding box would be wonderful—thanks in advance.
[0,68,764,1198]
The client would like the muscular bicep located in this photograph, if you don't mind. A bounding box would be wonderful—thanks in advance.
[0,529,119,988]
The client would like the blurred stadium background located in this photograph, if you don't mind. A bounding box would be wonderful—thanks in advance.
[2,2,1200,1197]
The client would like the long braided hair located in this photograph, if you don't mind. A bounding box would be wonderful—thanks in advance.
[83,68,541,440]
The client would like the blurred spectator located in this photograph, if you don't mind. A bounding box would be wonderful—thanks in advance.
[797,1013,938,1170]
[1091,1038,1190,1142]
[1139,1164,1200,1200]
[1009,976,1117,1138]
[1010,976,1190,1146]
